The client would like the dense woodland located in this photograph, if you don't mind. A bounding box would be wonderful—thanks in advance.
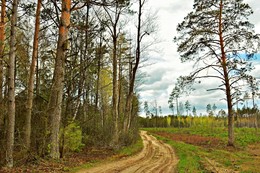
[0,0,260,170]
[0,0,156,168]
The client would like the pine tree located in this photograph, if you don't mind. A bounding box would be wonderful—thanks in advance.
[6,0,18,167]
[175,0,259,146]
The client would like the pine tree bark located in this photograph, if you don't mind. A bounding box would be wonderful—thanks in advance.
[218,0,234,146]
[0,0,6,130]
[6,0,18,168]
[47,0,71,159]
[24,0,41,150]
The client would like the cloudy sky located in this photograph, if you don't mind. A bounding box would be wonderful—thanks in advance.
[138,0,260,116]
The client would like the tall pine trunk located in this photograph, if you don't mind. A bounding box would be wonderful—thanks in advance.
[47,0,71,159]
[6,0,18,168]
[0,0,6,131]
[218,0,234,146]
[24,0,41,150]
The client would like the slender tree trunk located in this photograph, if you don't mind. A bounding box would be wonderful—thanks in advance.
[118,43,122,125]
[95,35,102,111]
[47,0,71,159]
[255,113,258,134]
[6,0,18,168]
[81,4,90,123]
[218,0,234,146]
[125,0,144,132]
[24,0,41,150]
[112,32,119,146]
[176,98,179,115]
[0,0,6,131]
[124,55,133,131]
[60,86,71,158]
[109,6,121,146]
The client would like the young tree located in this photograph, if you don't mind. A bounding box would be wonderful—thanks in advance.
[179,102,184,115]
[184,100,191,115]
[247,76,259,108]
[151,100,158,116]
[243,92,251,108]
[158,106,162,115]
[169,86,181,115]
[144,101,150,116]
[206,104,213,116]
[212,103,217,115]
[169,102,175,115]
[192,106,197,116]
[175,0,259,146]
[6,0,18,167]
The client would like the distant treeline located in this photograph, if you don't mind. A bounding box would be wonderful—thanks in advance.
[139,107,259,129]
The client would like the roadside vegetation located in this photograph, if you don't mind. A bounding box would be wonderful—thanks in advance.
[0,136,143,173]
[145,127,260,173]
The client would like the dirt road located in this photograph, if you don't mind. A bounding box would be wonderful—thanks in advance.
[77,131,178,173]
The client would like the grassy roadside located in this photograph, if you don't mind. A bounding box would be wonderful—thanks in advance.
[153,134,204,173]
[145,127,260,173]
[70,136,144,173]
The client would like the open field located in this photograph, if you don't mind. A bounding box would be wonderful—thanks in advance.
[145,127,260,173]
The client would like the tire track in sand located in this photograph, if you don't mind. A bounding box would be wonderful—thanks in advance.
[77,131,178,173]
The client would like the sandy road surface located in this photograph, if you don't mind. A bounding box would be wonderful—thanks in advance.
[77,131,178,173]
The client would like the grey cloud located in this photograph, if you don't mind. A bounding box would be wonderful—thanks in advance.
[145,68,166,85]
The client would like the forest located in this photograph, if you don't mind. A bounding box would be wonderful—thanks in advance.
[0,0,260,172]
[0,0,153,168]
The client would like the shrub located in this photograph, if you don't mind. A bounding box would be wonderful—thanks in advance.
[62,122,85,152]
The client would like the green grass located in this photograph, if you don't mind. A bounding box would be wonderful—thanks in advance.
[145,127,260,172]
[235,128,260,146]
[153,134,204,173]
[116,136,143,157]
[144,127,260,147]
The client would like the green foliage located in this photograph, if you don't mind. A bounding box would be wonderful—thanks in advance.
[117,136,143,157]
[166,116,171,127]
[235,128,260,146]
[62,122,85,152]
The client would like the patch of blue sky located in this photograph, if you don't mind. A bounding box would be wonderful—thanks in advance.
[227,52,260,60]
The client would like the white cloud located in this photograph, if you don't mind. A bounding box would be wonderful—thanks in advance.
[138,0,260,116]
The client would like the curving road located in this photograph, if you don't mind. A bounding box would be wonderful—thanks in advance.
[77,131,178,173]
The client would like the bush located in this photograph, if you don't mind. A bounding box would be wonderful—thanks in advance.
[62,122,85,152]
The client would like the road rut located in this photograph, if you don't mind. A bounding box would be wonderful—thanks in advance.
[77,131,178,173]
